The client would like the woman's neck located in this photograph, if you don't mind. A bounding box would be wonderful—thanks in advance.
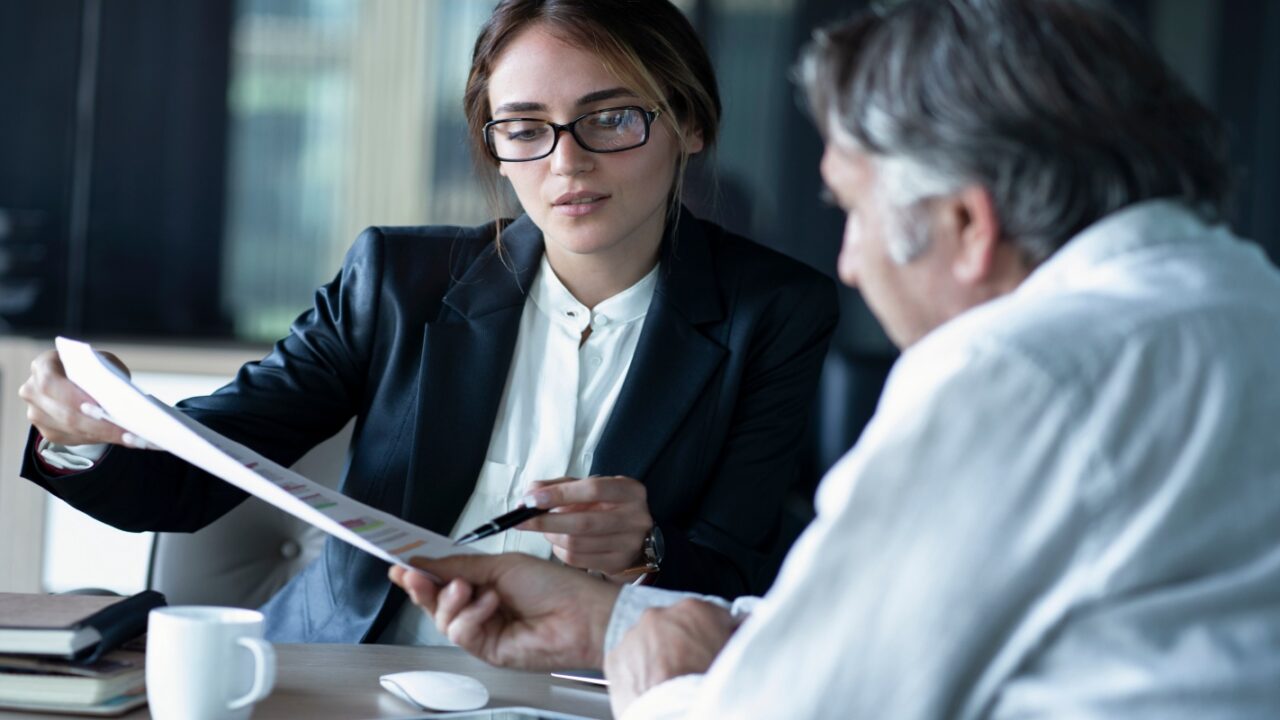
[543,236,663,309]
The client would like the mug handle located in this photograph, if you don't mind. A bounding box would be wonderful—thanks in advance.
[228,637,277,711]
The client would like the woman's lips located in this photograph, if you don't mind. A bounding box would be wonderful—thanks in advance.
[553,192,610,217]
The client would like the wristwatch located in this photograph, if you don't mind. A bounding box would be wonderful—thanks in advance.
[640,525,665,573]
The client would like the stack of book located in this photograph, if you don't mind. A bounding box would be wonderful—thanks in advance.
[0,591,164,716]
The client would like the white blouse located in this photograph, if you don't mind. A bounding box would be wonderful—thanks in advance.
[379,254,658,645]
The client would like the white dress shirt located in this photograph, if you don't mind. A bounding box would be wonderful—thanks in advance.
[612,201,1280,719]
[379,255,658,645]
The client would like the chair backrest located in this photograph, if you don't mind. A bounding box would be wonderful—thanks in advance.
[146,421,354,608]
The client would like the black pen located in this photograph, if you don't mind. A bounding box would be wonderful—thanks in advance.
[454,501,551,546]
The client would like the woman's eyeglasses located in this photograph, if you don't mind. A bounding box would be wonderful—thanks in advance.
[483,106,661,162]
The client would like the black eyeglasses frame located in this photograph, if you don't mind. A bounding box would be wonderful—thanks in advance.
[482,105,663,163]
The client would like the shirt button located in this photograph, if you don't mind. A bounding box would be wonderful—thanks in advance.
[594,314,610,328]
[590,355,603,367]
[582,452,593,465]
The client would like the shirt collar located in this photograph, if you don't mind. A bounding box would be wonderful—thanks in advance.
[1018,200,1230,297]
[529,255,660,333]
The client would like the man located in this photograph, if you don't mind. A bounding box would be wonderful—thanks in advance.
[391,0,1280,717]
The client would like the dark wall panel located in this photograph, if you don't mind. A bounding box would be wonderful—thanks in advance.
[1217,0,1280,263]
[82,0,233,336]
[0,1,83,331]
[0,0,232,338]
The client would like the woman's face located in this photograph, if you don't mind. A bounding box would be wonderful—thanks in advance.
[487,25,700,271]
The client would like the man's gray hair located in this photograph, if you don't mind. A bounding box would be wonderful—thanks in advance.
[844,145,961,262]
[801,0,1230,267]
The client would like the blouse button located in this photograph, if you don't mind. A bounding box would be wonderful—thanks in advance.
[279,540,301,560]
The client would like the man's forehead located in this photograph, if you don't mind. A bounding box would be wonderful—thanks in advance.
[824,110,864,153]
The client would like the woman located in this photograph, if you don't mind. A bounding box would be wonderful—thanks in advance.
[19,0,836,644]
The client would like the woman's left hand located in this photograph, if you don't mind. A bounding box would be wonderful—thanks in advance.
[518,475,653,579]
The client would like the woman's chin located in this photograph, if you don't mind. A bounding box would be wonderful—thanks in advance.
[544,235,624,260]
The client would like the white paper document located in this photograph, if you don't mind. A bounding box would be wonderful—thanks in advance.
[56,336,471,568]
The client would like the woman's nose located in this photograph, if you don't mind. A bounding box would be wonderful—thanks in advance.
[549,130,594,177]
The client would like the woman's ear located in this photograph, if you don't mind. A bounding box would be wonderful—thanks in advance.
[685,127,705,155]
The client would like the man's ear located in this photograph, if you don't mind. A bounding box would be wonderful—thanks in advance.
[949,185,1000,285]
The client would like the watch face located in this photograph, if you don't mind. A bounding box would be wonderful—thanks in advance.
[649,526,665,564]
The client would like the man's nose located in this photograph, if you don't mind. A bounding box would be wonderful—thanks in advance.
[837,227,862,288]
[838,256,861,288]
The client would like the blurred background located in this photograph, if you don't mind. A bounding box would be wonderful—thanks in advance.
[0,0,1276,594]
[5,0,1276,344]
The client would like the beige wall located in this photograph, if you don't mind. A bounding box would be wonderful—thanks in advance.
[0,337,51,592]
[0,338,266,592]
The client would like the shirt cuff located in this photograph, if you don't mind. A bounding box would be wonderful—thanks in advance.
[620,674,705,720]
[604,585,731,657]
[36,435,109,472]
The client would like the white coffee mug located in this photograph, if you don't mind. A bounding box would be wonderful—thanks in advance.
[146,606,276,720]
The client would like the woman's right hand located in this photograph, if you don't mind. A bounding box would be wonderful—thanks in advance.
[18,349,144,448]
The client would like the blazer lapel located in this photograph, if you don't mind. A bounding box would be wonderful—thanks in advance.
[405,216,544,535]
[592,211,727,482]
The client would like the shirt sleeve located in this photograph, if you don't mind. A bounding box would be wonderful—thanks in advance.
[604,585,731,656]
[604,584,760,656]
[633,340,1098,719]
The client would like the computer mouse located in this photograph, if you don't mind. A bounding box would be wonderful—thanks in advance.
[379,670,490,711]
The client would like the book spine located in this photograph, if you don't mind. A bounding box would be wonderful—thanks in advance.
[75,591,166,664]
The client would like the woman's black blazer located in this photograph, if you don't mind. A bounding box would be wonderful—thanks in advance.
[24,209,837,643]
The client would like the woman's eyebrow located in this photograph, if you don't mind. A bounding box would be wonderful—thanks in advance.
[575,87,638,106]
[492,87,639,116]
[493,100,545,115]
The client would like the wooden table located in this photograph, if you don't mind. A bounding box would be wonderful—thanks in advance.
[0,644,612,719]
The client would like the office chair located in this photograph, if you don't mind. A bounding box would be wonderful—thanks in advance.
[146,422,353,608]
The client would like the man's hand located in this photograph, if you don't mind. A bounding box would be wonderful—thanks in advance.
[519,475,653,578]
[604,599,738,717]
[18,349,151,449]
[389,553,621,670]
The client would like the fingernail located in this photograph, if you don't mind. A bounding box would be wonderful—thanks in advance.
[80,402,107,421]
[121,432,151,450]
[524,492,551,508]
